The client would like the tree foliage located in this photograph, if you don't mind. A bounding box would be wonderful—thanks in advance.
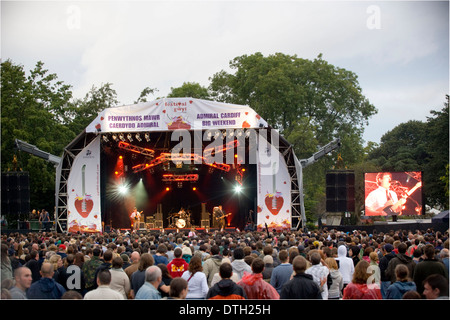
[209,52,378,220]
[367,95,449,209]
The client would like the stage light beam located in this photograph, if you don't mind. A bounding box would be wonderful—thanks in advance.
[119,184,129,194]
[234,185,242,193]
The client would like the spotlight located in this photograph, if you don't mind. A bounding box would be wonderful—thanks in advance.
[135,133,142,142]
[119,133,125,141]
[112,133,118,141]
[145,133,151,142]
[118,184,128,194]
[192,187,197,191]
[127,133,133,142]
[234,185,242,193]
[102,135,109,142]
[165,187,170,191]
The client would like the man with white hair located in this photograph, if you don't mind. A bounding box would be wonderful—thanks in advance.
[135,266,162,300]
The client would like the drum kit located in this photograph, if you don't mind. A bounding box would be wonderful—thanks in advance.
[168,208,192,228]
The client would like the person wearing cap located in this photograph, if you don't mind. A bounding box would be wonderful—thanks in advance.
[379,243,396,298]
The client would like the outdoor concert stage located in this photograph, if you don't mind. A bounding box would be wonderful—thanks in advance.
[55,98,304,234]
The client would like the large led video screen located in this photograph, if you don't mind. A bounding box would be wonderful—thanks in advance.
[364,171,423,216]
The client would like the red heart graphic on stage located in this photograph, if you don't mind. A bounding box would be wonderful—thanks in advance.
[245,112,248,115]
[74,199,94,218]
[100,117,104,120]
[266,215,270,219]
[163,109,166,113]
[264,194,284,215]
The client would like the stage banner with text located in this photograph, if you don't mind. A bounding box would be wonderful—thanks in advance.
[67,136,102,233]
[86,98,268,133]
[256,135,291,231]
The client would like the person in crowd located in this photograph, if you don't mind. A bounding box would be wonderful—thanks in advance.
[231,247,251,281]
[153,244,169,265]
[124,251,141,279]
[130,252,154,299]
[413,244,449,296]
[165,277,188,300]
[306,251,329,299]
[270,250,293,294]
[207,262,247,300]
[385,242,415,283]
[440,248,449,272]
[83,247,102,291]
[342,260,382,299]
[25,250,41,283]
[9,267,32,299]
[84,269,124,300]
[335,245,354,292]
[135,265,162,300]
[181,255,209,299]
[325,257,343,299]
[422,274,449,300]
[157,263,172,298]
[202,245,222,287]
[109,256,131,299]
[379,243,396,298]
[262,255,274,281]
[167,247,190,278]
[1,244,13,282]
[238,258,279,299]
[368,251,381,285]
[385,264,417,299]
[280,255,321,299]
[27,262,66,299]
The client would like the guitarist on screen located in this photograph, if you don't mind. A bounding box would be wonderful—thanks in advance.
[365,172,421,216]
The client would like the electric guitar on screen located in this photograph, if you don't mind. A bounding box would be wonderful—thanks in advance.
[383,181,422,215]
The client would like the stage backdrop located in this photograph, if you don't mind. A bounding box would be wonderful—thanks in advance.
[256,135,291,231]
[67,136,102,233]
[62,98,297,233]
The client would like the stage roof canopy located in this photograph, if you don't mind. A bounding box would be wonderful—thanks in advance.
[86,97,269,134]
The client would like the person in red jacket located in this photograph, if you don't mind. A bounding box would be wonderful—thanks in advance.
[343,260,382,299]
[237,258,280,299]
[167,247,189,278]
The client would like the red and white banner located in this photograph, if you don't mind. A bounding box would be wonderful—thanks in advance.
[256,134,291,231]
[86,98,267,133]
[67,136,102,233]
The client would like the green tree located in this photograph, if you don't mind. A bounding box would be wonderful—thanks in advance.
[167,82,210,99]
[1,60,75,210]
[367,95,449,210]
[66,83,120,135]
[209,52,377,220]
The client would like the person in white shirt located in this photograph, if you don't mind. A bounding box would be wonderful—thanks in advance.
[84,269,124,300]
[181,256,208,299]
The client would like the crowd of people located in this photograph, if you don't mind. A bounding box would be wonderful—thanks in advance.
[1,226,449,300]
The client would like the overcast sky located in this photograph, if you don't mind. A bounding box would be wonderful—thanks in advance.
[1,0,449,145]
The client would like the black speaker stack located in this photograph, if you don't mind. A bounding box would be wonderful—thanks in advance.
[1,172,30,216]
[326,170,355,212]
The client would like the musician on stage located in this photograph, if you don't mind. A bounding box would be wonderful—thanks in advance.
[216,205,226,231]
[130,207,141,231]
[365,173,405,216]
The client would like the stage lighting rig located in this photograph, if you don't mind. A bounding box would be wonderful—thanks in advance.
[135,133,142,141]
[119,133,125,142]
[145,133,151,142]
[127,133,133,142]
